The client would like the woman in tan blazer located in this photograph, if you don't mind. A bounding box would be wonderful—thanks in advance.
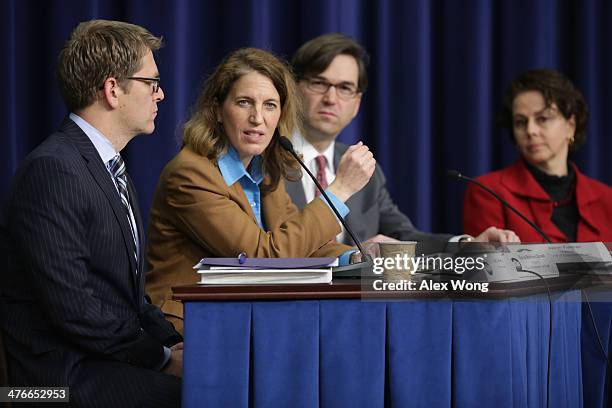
[146,48,376,331]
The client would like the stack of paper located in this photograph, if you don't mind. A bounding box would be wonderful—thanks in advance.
[194,257,339,285]
[462,242,612,283]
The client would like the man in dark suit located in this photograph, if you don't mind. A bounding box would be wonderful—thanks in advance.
[288,33,519,251]
[0,20,182,407]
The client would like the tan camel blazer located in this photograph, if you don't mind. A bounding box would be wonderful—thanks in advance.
[146,147,352,332]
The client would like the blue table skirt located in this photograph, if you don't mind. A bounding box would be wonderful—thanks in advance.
[581,289,611,408]
[183,291,582,408]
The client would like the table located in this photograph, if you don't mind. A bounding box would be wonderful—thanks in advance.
[581,288,611,408]
[175,281,585,407]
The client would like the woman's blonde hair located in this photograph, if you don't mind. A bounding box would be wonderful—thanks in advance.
[183,48,301,192]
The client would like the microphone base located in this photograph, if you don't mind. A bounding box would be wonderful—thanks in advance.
[332,257,376,279]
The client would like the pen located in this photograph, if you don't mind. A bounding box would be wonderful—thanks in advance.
[237,252,247,265]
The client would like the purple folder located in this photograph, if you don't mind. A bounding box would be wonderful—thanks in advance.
[195,257,336,269]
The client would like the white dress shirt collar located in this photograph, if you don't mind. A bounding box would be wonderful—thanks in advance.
[69,112,118,165]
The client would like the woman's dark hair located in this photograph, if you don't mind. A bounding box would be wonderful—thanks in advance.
[501,69,588,151]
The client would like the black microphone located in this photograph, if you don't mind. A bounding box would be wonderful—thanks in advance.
[279,136,370,262]
[447,170,552,243]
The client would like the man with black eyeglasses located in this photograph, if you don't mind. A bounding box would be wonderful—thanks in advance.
[287,33,519,249]
[1,20,182,407]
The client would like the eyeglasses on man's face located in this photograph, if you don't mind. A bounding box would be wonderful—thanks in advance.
[126,76,161,94]
[303,78,359,99]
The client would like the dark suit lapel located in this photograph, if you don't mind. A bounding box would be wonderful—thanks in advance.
[126,174,145,295]
[333,142,344,172]
[61,118,140,282]
[334,142,364,244]
[285,178,307,209]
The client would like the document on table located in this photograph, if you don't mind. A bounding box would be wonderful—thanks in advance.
[488,242,612,282]
[194,257,339,285]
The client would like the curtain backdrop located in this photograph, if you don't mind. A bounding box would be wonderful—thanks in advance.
[2,0,611,236]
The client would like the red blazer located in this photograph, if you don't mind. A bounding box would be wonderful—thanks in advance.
[463,160,612,243]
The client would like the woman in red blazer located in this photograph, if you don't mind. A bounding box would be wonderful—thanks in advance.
[464,69,612,243]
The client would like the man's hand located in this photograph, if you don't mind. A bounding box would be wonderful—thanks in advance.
[473,226,520,243]
[162,342,183,378]
[364,234,399,244]
[328,142,376,202]
[350,241,382,263]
